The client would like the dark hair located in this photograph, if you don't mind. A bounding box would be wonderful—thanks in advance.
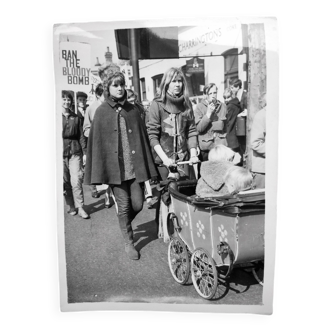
[61,90,73,104]
[95,83,104,97]
[203,83,217,96]
[230,79,242,89]
[104,72,126,98]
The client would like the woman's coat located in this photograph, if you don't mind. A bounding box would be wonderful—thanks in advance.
[84,98,158,185]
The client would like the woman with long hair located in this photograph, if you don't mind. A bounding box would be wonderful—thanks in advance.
[146,67,199,240]
[147,67,199,177]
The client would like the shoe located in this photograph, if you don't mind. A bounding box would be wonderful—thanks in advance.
[78,207,89,219]
[104,203,112,209]
[67,207,77,216]
[125,243,140,260]
[91,191,100,198]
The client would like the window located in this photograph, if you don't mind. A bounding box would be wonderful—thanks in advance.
[152,74,163,97]
[140,78,146,100]
[222,48,239,87]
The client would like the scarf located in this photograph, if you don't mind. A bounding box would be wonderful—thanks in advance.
[165,92,186,114]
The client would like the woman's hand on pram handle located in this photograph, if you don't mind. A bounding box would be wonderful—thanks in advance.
[189,155,200,165]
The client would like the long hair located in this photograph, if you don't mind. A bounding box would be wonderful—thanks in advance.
[155,67,192,112]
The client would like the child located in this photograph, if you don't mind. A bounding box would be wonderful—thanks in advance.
[224,166,253,194]
[195,145,242,197]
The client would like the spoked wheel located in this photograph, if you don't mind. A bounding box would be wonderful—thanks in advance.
[191,248,218,300]
[168,237,190,284]
[252,262,264,286]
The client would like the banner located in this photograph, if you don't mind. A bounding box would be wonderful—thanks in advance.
[59,42,91,93]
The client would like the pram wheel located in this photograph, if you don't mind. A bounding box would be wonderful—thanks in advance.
[252,261,264,286]
[191,248,218,299]
[168,237,190,284]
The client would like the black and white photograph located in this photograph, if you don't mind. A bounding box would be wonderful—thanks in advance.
[53,17,278,314]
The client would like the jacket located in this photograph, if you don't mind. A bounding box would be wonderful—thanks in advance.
[251,108,266,173]
[84,98,158,185]
[83,99,102,138]
[62,111,86,158]
[194,99,227,151]
[226,97,242,149]
[195,160,233,197]
[146,98,198,164]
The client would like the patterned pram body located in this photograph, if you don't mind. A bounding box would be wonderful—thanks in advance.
[167,180,265,299]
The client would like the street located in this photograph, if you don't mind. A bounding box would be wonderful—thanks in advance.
[64,184,263,305]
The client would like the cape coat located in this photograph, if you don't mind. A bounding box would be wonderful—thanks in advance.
[84,98,158,185]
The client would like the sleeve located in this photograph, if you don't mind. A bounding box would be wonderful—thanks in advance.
[194,103,211,133]
[83,106,92,138]
[241,91,248,111]
[225,104,238,134]
[79,117,87,154]
[251,110,266,157]
[186,109,198,150]
[146,100,161,148]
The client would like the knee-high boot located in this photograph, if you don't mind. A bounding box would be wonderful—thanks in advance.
[119,218,139,260]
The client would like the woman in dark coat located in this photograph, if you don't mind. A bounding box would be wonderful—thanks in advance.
[84,72,158,260]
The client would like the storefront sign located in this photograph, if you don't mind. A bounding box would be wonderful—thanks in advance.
[186,57,204,73]
[178,22,242,57]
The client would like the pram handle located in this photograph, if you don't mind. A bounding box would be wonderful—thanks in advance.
[176,160,201,165]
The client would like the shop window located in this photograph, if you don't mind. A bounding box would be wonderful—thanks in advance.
[140,78,146,100]
[222,48,239,87]
[152,74,163,97]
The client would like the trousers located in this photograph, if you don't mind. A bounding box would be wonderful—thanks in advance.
[63,154,84,208]
[111,179,144,244]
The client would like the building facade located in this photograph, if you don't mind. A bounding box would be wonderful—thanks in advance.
[138,22,248,102]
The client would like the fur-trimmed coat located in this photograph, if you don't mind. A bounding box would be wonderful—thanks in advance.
[84,98,158,185]
[196,160,233,197]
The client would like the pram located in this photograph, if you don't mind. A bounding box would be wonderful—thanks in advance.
[166,179,265,300]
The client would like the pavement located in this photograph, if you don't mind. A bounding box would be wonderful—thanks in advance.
[63,184,263,305]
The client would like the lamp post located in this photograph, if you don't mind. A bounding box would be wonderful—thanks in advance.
[129,29,141,102]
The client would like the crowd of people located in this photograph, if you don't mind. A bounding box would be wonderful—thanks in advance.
[61,66,266,260]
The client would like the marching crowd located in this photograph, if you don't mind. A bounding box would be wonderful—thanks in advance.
[61,67,266,260]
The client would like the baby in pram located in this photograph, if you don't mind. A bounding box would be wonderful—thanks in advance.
[196,145,253,197]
